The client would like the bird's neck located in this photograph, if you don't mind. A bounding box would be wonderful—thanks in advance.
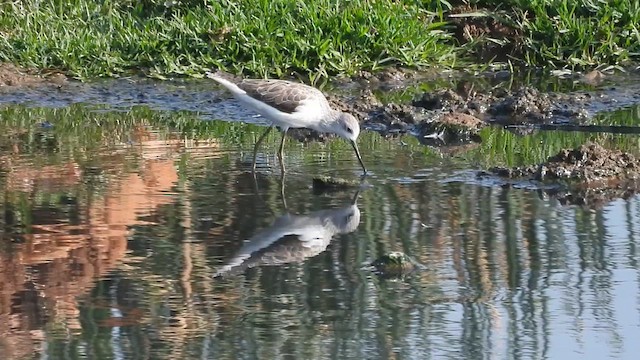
[315,109,341,132]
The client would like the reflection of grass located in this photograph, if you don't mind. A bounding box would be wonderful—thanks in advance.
[3,104,640,171]
[456,126,640,168]
[0,105,250,155]
[592,105,640,126]
[0,104,415,168]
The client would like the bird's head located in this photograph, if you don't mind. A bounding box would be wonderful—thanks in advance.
[330,111,367,173]
[334,112,361,142]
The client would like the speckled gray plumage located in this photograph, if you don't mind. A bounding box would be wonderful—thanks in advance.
[237,79,328,114]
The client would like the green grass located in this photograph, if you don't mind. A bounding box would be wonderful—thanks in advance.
[459,0,640,68]
[0,0,454,79]
[0,1,638,79]
[523,0,640,67]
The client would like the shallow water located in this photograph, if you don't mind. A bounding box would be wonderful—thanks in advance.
[1,77,640,360]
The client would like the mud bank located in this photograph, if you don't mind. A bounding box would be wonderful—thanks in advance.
[330,69,640,145]
[0,63,66,87]
[481,143,640,207]
[2,63,639,149]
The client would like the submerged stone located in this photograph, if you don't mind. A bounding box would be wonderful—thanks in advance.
[312,176,360,191]
[371,251,422,277]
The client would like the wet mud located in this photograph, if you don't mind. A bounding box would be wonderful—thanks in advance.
[480,143,640,208]
[2,63,640,206]
[1,63,638,144]
[0,63,66,88]
[332,76,640,145]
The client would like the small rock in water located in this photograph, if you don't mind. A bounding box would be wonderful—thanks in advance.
[312,176,360,191]
[371,251,421,277]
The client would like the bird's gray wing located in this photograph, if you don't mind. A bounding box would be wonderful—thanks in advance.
[237,79,324,114]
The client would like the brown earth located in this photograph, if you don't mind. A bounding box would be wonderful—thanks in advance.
[484,143,640,208]
[448,4,523,62]
[0,63,67,88]
[489,143,640,182]
[326,76,615,148]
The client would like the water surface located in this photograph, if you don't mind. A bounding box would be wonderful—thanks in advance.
[1,79,640,360]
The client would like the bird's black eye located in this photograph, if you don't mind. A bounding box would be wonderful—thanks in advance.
[346,127,353,134]
[343,213,354,226]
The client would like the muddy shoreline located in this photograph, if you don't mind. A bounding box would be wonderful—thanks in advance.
[476,143,640,208]
[330,69,640,145]
[2,63,640,207]
[3,63,639,142]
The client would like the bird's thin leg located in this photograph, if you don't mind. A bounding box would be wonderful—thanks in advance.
[278,128,288,173]
[250,169,279,217]
[252,126,274,172]
[279,167,288,211]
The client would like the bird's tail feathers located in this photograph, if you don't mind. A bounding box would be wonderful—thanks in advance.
[206,70,245,95]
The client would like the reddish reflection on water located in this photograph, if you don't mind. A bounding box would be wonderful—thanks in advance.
[0,126,218,359]
[2,106,640,360]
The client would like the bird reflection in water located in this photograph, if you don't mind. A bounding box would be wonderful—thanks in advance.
[214,177,361,278]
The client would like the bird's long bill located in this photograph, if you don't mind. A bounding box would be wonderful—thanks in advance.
[350,140,367,174]
[350,189,361,205]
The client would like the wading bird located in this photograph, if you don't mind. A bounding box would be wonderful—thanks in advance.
[207,72,367,173]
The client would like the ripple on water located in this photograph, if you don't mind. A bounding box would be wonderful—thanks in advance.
[2,80,640,359]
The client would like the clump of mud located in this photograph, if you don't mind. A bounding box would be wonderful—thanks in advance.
[328,90,487,145]
[328,79,594,149]
[0,63,66,88]
[412,86,590,125]
[414,112,484,145]
[486,143,640,207]
[488,88,591,124]
[490,143,640,182]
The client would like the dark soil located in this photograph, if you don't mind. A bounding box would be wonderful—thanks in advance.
[328,91,487,145]
[448,5,523,63]
[411,86,591,125]
[327,83,589,146]
[0,63,67,88]
[484,143,640,207]
[413,113,485,145]
[327,71,639,147]
[489,143,640,182]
